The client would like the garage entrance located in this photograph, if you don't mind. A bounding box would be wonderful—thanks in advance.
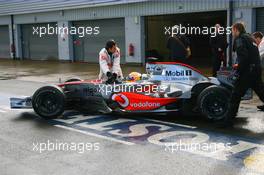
[21,23,58,60]
[0,25,10,58]
[145,11,227,68]
[256,8,264,34]
[72,18,125,63]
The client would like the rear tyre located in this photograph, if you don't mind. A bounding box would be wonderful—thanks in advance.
[197,85,231,122]
[32,86,65,119]
[65,77,82,83]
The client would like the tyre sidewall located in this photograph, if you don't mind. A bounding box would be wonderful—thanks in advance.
[198,85,231,121]
[32,86,65,119]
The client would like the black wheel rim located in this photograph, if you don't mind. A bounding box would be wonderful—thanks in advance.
[203,93,228,120]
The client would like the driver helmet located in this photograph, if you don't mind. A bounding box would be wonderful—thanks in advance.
[128,72,142,81]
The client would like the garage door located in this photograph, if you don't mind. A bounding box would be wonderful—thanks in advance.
[0,25,10,58]
[256,8,264,34]
[73,18,125,63]
[21,23,58,60]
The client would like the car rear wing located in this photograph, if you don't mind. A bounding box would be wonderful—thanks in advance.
[10,97,32,109]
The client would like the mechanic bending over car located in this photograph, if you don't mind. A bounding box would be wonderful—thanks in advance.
[98,40,123,84]
[226,22,264,125]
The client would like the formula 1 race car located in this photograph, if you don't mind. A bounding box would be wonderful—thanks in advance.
[10,61,252,123]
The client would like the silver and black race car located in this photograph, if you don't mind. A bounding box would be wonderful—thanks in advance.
[10,61,252,124]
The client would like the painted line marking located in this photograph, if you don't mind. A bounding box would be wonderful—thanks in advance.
[146,119,197,129]
[54,115,102,124]
[55,124,135,146]
[0,106,10,110]
[0,109,6,113]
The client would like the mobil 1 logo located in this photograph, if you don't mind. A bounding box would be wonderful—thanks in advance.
[165,70,192,77]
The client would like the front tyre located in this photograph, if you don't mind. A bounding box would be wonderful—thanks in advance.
[198,85,231,122]
[32,86,65,119]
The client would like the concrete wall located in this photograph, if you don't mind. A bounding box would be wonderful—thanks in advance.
[8,24,13,58]
[233,8,256,33]
[0,16,11,25]
[57,21,73,61]
[125,16,145,64]
[14,24,22,59]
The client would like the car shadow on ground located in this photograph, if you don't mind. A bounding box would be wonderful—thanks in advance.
[12,112,57,130]
[116,112,264,140]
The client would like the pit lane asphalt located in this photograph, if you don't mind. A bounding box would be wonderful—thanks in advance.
[0,79,264,175]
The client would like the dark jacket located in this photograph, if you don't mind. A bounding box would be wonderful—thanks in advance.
[233,33,261,75]
[209,33,228,53]
[167,35,189,61]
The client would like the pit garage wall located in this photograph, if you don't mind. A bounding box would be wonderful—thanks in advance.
[9,0,231,63]
[12,16,144,63]
[5,0,264,63]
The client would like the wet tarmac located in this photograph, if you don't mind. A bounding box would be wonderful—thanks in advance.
[0,59,145,82]
[0,59,264,174]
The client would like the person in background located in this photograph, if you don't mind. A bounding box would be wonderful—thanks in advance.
[167,27,191,63]
[98,40,123,84]
[225,23,264,127]
[252,32,264,67]
[209,24,228,77]
[178,34,191,57]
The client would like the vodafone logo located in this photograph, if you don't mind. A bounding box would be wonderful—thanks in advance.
[130,102,161,108]
[112,93,163,110]
[111,94,129,108]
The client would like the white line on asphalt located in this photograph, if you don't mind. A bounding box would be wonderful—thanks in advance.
[55,124,135,146]
[0,109,6,113]
[146,119,197,129]
[0,106,10,110]
[54,115,102,124]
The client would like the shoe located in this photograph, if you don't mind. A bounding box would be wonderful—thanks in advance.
[257,105,264,111]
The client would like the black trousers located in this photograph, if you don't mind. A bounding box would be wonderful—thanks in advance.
[212,51,225,77]
[229,68,264,118]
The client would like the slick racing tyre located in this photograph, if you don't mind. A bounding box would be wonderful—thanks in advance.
[197,85,231,122]
[32,86,65,119]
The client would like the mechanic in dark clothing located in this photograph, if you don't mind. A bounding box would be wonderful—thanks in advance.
[209,24,228,77]
[227,23,264,123]
[167,34,191,63]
